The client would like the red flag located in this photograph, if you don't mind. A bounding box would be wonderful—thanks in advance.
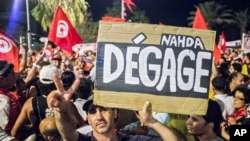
[192,8,207,29]
[48,6,83,56]
[123,0,136,12]
[0,30,19,72]
[213,44,221,65]
[219,32,227,51]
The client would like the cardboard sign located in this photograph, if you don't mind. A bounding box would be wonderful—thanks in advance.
[94,21,216,115]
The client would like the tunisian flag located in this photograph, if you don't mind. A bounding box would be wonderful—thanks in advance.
[0,30,19,72]
[48,6,83,56]
[219,32,227,51]
[192,8,208,29]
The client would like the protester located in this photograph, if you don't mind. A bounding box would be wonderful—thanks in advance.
[224,72,244,96]
[0,60,19,140]
[211,76,234,120]
[39,117,61,141]
[47,74,179,141]
[186,99,224,141]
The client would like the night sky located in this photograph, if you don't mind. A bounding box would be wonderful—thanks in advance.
[86,0,250,26]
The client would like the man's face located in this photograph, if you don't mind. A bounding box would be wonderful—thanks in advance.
[51,60,61,68]
[232,73,244,87]
[186,115,208,136]
[87,105,117,134]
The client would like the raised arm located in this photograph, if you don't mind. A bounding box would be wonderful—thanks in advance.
[138,101,179,141]
[47,74,80,141]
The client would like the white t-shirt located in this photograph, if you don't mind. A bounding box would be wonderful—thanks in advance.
[214,94,235,120]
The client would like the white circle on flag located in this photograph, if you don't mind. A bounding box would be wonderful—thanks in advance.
[0,37,12,53]
[56,20,69,38]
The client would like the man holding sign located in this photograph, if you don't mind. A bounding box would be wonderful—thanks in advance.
[47,74,179,141]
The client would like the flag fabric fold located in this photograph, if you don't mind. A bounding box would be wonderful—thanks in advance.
[48,6,83,56]
[0,30,19,72]
[192,8,208,29]
[219,32,227,51]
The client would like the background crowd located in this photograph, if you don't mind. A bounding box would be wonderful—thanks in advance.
[1,43,250,141]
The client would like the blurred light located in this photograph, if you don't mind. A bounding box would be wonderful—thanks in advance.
[7,0,22,34]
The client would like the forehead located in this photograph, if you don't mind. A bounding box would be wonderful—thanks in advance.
[235,90,244,97]
[188,115,205,121]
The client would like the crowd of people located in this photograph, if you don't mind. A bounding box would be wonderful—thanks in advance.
[0,43,250,141]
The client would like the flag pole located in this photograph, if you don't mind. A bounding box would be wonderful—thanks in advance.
[121,0,125,19]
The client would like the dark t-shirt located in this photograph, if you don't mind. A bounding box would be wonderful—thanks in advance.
[77,131,162,141]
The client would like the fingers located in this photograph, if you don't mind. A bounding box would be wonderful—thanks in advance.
[47,90,60,110]
[143,101,151,113]
[52,73,64,93]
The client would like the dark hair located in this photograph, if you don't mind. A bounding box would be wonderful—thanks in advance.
[227,72,241,84]
[203,99,223,133]
[0,60,14,77]
[60,71,75,90]
[232,85,250,103]
[36,80,56,96]
[75,78,93,99]
[212,76,226,91]
[231,63,242,73]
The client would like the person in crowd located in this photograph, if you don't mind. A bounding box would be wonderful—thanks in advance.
[229,63,242,74]
[39,117,61,141]
[50,54,62,69]
[46,75,179,141]
[226,85,250,125]
[73,59,87,78]
[220,86,250,140]
[73,77,94,121]
[11,65,61,140]
[224,72,244,96]
[211,76,234,120]
[0,60,20,140]
[186,99,224,141]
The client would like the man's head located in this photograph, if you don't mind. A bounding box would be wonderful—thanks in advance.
[211,76,226,92]
[0,60,16,88]
[82,96,118,134]
[186,99,223,137]
[75,78,93,99]
[37,65,60,95]
[39,117,60,141]
[51,54,62,68]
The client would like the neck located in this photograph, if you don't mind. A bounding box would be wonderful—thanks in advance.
[197,132,218,141]
[213,90,224,95]
[93,130,117,141]
[229,83,236,92]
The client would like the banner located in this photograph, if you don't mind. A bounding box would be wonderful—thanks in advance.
[242,33,250,54]
[48,6,83,56]
[0,30,19,72]
[94,22,216,115]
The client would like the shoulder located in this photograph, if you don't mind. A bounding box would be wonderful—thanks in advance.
[0,95,9,110]
[117,132,162,141]
[77,132,92,141]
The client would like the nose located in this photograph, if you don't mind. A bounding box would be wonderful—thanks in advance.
[95,109,104,120]
[186,117,191,124]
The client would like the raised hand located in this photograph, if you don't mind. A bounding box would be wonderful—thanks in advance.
[47,73,80,112]
[138,101,157,127]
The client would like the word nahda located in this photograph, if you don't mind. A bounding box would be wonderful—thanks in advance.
[160,34,205,50]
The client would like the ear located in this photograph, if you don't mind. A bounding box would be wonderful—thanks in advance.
[206,122,214,131]
[87,116,91,125]
[113,109,118,119]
